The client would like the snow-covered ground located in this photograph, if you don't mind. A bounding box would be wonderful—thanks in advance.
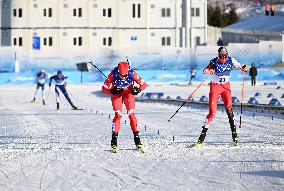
[0,83,283,190]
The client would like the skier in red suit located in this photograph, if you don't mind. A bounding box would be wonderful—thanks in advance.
[102,61,147,152]
[196,47,248,147]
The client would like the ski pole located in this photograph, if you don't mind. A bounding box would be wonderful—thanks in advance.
[88,60,108,78]
[168,75,209,122]
[239,71,246,128]
[46,86,51,100]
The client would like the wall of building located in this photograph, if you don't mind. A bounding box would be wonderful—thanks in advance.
[282,32,284,63]
[1,0,12,46]
[0,0,207,71]
[207,25,221,46]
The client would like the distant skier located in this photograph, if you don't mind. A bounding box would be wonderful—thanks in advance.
[188,67,197,85]
[102,61,147,153]
[49,70,78,110]
[31,69,48,105]
[195,47,248,147]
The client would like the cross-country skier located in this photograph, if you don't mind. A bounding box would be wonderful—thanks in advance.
[195,47,248,147]
[31,69,48,105]
[102,61,147,153]
[49,70,78,110]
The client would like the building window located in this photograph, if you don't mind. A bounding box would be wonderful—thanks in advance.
[18,8,22,17]
[73,8,82,17]
[103,8,112,17]
[162,37,171,46]
[19,37,23,46]
[161,8,171,17]
[13,8,23,17]
[191,8,200,17]
[138,4,141,18]
[73,37,83,46]
[33,4,38,8]
[108,37,112,46]
[64,4,68,8]
[43,37,53,46]
[103,37,112,46]
[166,8,170,17]
[13,37,23,46]
[73,38,77,45]
[103,38,106,45]
[13,9,17,17]
[48,8,52,17]
[108,8,111,17]
[13,38,17,46]
[78,37,82,46]
[43,8,52,17]
[132,4,141,18]
[48,37,53,46]
[167,37,171,45]
[78,8,82,17]
[195,8,200,16]
[195,36,200,45]
[151,4,155,9]
[162,9,165,17]
[132,4,135,18]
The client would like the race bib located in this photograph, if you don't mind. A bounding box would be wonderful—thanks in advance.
[211,75,230,84]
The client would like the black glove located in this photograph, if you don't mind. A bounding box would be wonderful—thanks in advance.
[49,84,51,87]
[131,87,141,95]
[110,86,123,94]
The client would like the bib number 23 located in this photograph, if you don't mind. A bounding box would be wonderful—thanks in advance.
[219,77,226,83]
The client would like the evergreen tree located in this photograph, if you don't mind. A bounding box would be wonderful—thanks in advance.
[207,4,239,27]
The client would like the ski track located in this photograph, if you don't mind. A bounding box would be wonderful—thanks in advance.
[0,84,283,190]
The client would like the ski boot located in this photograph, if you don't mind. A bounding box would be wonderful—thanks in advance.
[195,126,208,148]
[226,108,239,146]
[111,131,118,153]
[231,126,239,146]
[56,103,60,110]
[30,97,36,103]
[42,99,46,105]
[71,104,78,110]
[134,131,144,153]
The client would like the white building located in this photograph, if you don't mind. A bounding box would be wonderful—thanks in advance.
[0,0,207,68]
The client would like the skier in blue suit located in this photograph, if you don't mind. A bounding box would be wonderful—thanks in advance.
[31,69,48,105]
[49,71,78,110]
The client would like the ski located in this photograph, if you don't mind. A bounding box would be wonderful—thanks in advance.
[136,144,145,153]
[111,145,118,153]
[193,142,203,148]
[189,142,240,149]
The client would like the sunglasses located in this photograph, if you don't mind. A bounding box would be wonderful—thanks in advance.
[219,55,228,59]
[119,74,128,78]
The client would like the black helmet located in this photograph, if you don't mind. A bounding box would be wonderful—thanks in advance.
[57,70,62,75]
[218,47,228,54]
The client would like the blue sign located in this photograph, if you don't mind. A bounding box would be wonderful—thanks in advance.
[131,36,137,41]
[32,36,40,50]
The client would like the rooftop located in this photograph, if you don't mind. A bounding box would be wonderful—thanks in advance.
[224,13,284,33]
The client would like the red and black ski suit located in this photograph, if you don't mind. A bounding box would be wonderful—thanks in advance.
[202,57,245,128]
[102,67,146,133]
